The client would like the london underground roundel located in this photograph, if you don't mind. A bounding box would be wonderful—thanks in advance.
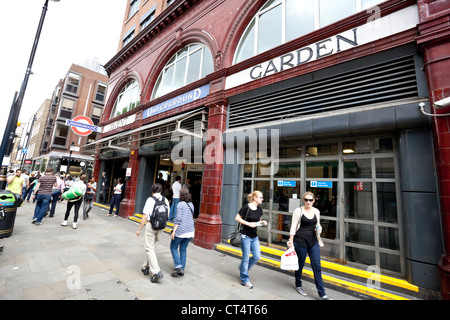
[66,115,98,137]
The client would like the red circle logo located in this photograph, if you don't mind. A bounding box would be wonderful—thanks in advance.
[70,116,96,136]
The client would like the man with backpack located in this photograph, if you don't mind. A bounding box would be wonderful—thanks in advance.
[136,183,170,283]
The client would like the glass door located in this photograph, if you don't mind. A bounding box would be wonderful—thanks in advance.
[239,136,403,275]
[271,161,302,245]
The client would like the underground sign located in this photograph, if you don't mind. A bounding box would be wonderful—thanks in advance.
[66,115,100,136]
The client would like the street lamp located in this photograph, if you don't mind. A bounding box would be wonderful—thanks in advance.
[0,0,60,173]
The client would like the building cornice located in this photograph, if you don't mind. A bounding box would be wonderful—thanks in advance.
[104,0,203,76]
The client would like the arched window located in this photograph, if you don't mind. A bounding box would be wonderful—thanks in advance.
[234,0,384,64]
[111,80,140,118]
[151,43,214,100]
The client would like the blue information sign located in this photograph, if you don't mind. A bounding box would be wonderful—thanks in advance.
[277,180,296,187]
[310,181,333,188]
[143,84,210,119]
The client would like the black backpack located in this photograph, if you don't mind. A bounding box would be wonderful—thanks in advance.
[149,196,169,230]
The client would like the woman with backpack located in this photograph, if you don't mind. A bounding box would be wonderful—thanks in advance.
[170,187,195,277]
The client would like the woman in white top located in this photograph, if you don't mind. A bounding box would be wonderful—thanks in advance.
[107,177,124,217]
[287,191,330,300]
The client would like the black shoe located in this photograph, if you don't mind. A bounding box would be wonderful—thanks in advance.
[141,267,149,276]
[171,268,184,277]
[49,215,54,218]
[150,271,163,283]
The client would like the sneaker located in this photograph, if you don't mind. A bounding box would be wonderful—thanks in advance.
[141,267,149,276]
[320,295,332,300]
[35,222,43,226]
[171,268,184,277]
[296,287,307,296]
[150,271,163,283]
[61,220,68,227]
[72,223,77,229]
[31,218,37,224]
[241,282,253,289]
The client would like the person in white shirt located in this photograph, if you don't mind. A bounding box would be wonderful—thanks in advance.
[169,176,182,220]
[20,170,29,199]
[107,177,124,217]
[136,183,170,283]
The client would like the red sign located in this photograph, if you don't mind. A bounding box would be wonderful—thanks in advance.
[66,116,98,137]
[354,182,364,191]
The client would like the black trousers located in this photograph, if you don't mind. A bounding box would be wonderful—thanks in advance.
[108,194,121,215]
[64,198,83,223]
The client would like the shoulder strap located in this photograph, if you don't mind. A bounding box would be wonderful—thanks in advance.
[237,205,251,231]
[244,205,250,220]
[183,200,194,214]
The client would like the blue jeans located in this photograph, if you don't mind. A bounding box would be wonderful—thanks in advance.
[294,241,326,297]
[170,237,191,270]
[169,198,180,220]
[239,235,261,284]
[49,191,61,217]
[22,187,33,200]
[33,194,52,223]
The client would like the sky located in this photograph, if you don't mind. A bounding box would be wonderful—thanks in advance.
[0,0,125,142]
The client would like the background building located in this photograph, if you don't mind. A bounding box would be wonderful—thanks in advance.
[40,61,109,177]
[84,0,450,298]
[25,99,51,172]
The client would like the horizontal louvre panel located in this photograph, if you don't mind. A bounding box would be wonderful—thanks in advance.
[139,112,207,145]
[228,57,418,128]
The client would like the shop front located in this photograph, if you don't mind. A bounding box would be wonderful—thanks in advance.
[220,43,443,290]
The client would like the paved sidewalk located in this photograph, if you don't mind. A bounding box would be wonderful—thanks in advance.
[0,200,359,301]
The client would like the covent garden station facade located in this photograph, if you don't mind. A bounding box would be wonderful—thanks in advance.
[82,0,450,297]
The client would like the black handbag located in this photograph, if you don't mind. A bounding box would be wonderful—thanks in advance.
[229,206,250,247]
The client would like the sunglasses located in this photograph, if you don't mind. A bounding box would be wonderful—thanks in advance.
[303,198,314,202]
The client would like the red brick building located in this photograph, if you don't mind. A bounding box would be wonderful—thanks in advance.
[84,0,450,298]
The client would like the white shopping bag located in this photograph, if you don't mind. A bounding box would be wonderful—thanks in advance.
[280,247,299,271]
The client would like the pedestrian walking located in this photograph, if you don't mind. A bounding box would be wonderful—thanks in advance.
[22,172,37,202]
[32,167,57,226]
[235,190,267,289]
[83,176,97,219]
[6,169,24,203]
[288,191,330,300]
[107,177,124,217]
[48,173,65,218]
[20,170,29,200]
[136,183,170,283]
[61,174,87,229]
[170,187,195,277]
[169,176,182,220]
